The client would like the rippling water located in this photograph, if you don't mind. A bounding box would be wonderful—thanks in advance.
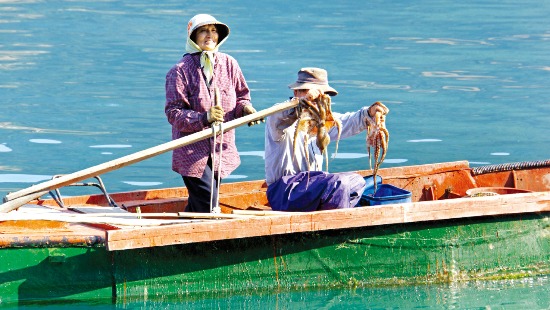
[1,0,549,307]
[5,277,549,309]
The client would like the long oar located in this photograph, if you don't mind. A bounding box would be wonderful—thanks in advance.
[0,100,299,213]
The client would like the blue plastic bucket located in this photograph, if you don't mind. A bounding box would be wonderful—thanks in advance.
[359,175,412,206]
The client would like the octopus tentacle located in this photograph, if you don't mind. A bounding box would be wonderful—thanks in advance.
[365,102,390,194]
[303,134,311,172]
[292,94,341,173]
[379,132,388,164]
[331,119,342,163]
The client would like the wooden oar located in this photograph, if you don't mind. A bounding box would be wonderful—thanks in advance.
[0,100,300,213]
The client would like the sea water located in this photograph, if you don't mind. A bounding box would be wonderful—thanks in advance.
[1,0,549,308]
[5,277,550,309]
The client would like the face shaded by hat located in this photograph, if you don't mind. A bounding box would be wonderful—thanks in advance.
[187,14,230,46]
[288,67,338,96]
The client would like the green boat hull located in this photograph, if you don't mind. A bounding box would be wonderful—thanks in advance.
[1,213,548,306]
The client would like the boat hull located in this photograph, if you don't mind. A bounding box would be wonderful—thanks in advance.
[1,212,548,305]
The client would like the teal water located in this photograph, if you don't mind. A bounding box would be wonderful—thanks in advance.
[1,0,549,308]
[7,277,550,309]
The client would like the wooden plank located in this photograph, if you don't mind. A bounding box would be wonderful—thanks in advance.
[0,99,300,212]
[0,212,196,226]
[69,206,131,214]
[106,191,550,251]
[13,204,63,213]
[232,210,308,216]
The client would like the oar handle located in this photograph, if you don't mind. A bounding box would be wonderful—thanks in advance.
[1,99,300,213]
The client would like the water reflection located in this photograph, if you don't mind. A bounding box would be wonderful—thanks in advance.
[0,122,108,135]
[0,144,13,153]
[29,139,61,144]
[0,174,50,183]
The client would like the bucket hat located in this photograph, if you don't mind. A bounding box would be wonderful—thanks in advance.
[288,67,338,96]
[187,14,230,43]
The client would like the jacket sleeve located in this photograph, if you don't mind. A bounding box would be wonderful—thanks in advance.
[329,106,370,141]
[265,99,300,142]
[230,58,252,118]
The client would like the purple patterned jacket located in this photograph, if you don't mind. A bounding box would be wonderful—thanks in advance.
[165,52,251,178]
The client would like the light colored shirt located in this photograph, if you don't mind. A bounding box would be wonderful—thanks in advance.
[264,100,370,185]
[165,52,251,178]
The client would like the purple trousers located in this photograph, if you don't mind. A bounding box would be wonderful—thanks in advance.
[267,171,367,212]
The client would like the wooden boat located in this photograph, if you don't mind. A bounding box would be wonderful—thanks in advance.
[1,159,549,305]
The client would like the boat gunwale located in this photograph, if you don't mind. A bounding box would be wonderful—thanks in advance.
[105,190,550,251]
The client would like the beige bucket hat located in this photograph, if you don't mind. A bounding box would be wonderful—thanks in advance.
[187,14,230,43]
[288,67,338,96]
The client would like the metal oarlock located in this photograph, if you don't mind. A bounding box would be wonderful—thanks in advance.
[48,175,119,209]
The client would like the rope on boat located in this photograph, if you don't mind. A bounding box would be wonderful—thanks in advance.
[471,159,550,176]
[209,87,223,214]
[209,122,223,214]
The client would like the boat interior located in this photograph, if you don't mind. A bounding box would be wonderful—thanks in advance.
[30,160,550,214]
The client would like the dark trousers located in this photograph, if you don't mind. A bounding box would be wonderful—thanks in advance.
[182,157,219,213]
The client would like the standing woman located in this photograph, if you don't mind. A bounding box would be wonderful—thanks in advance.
[165,14,260,213]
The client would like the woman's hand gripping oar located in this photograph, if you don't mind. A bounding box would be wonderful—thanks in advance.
[210,88,224,214]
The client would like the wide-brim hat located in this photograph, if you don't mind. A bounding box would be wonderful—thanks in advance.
[187,14,230,43]
[288,67,338,96]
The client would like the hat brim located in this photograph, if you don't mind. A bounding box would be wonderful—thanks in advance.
[288,82,338,96]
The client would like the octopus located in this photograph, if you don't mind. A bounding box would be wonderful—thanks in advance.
[292,94,342,172]
[365,101,390,193]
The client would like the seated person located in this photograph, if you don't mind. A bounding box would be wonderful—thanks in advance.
[264,67,385,212]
